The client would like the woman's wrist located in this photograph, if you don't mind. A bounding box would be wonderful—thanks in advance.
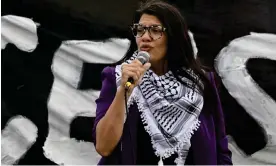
[118,85,133,99]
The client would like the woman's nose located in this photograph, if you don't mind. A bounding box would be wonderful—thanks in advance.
[141,30,152,42]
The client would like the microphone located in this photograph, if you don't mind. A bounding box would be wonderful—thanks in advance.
[125,51,150,90]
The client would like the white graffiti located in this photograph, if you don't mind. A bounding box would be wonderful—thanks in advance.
[1,15,39,51]
[1,15,129,165]
[1,15,39,164]
[215,32,276,164]
[1,116,38,165]
[44,38,129,165]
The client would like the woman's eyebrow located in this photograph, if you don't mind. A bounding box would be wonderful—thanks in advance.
[138,23,162,27]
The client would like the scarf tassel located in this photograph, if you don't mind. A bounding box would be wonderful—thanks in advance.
[158,156,164,166]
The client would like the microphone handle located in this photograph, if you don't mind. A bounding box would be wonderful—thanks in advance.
[125,77,134,90]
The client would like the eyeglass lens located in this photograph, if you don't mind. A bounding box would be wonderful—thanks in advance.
[132,24,164,40]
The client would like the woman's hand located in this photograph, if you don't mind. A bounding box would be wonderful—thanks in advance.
[120,59,151,92]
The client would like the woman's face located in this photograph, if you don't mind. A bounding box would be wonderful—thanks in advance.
[136,14,168,64]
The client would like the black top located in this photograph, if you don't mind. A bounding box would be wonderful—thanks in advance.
[136,113,194,165]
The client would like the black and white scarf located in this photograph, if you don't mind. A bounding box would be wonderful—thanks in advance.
[115,51,204,165]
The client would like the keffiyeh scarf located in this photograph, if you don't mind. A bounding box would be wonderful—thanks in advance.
[115,51,204,165]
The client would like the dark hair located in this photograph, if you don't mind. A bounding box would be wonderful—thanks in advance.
[120,0,217,111]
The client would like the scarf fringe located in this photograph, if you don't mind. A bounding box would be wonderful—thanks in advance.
[127,88,201,165]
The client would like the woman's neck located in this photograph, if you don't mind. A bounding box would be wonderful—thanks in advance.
[150,60,168,76]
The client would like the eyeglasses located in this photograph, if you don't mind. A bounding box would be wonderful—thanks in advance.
[131,23,166,40]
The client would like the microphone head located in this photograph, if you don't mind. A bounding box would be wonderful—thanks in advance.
[137,51,150,65]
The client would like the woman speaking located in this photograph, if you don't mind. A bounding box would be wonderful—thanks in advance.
[92,0,232,165]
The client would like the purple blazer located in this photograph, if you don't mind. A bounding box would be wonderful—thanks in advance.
[92,66,232,165]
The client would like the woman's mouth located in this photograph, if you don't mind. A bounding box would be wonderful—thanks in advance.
[140,47,151,51]
[140,45,152,51]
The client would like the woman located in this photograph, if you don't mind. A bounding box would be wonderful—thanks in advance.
[92,0,232,165]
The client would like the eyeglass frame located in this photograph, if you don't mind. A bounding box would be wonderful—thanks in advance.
[130,23,166,40]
